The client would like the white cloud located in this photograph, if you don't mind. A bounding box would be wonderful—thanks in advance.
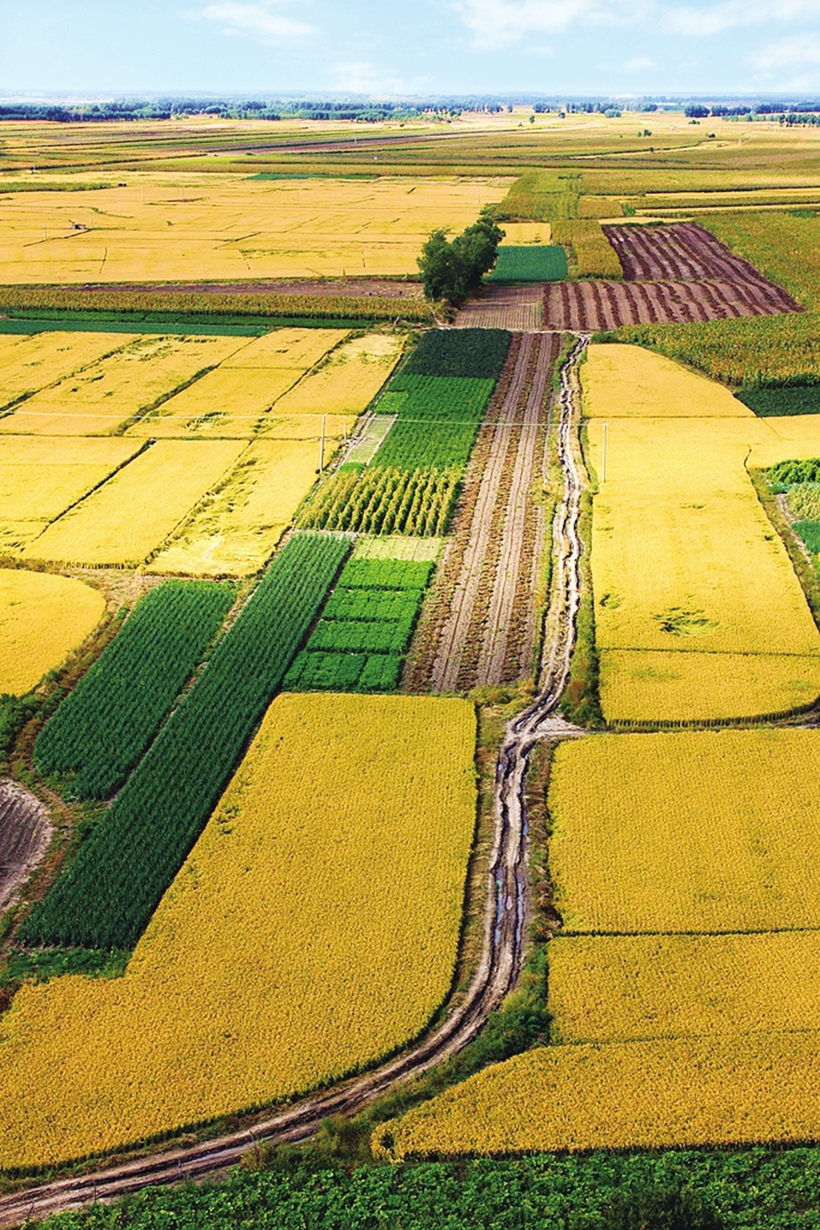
[624,56,655,70]
[452,0,616,47]
[199,2,314,43]
[329,61,430,95]
[453,0,820,44]
[750,32,820,72]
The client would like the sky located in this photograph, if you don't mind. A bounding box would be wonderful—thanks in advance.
[2,0,820,99]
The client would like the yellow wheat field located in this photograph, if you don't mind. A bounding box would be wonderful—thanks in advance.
[21,439,244,566]
[549,729,820,935]
[372,1032,820,1158]
[0,693,475,1169]
[582,344,752,418]
[549,931,820,1043]
[0,568,105,694]
[219,328,349,370]
[147,439,322,575]
[2,334,246,436]
[599,649,820,721]
[583,346,820,720]
[0,175,508,282]
[499,222,552,245]
[0,436,141,523]
[260,333,402,422]
[0,331,127,408]
[129,329,349,438]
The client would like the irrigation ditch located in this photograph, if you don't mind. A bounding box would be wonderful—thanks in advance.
[0,332,590,1229]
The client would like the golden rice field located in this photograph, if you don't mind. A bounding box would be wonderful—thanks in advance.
[583,345,820,721]
[131,331,399,440]
[1,334,246,436]
[372,1032,820,1158]
[0,435,140,524]
[0,331,127,408]
[498,222,552,245]
[549,729,820,935]
[259,333,402,421]
[127,327,346,438]
[22,439,243,566]
[0,174,508,282]
[548,931,820,1044]
[147,439,322,575]
[0,693,475,1169]
[581,344,750,419]
[0,568,105,695]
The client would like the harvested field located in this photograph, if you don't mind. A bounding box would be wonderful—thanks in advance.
[544,276,799,331]
[603,223,800,293]
[411,331,557,691]
[0,778,51,914]
[454,285,543,332]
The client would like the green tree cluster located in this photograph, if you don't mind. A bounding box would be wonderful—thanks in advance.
[417,208,504,304]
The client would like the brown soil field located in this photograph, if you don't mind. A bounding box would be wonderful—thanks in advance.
[602,222,791,289]
[453,285,543,331]
[0,777,51,915]
[544,276,800,330]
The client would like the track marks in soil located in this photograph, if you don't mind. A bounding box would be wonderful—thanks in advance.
[422,332,557,692]
[0,778,51,915]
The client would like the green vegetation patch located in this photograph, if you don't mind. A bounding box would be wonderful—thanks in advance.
[735,385,820,416]
[284,557,434,694]
[403,328,511,379]
[769,457,820,485]
[34,581,236,800]
[38,1145,820,1230]
[794,520,820,554]
[485,245,567,283]
[20,533,350,952]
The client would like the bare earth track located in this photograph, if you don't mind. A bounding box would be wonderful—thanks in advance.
[453,285,543,331]
[0,779,51,916]
[424,331,557,691]
[0,340,588,1230]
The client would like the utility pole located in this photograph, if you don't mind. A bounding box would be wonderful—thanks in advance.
[601,422,608,484]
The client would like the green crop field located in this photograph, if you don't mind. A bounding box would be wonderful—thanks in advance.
[485,245,568,282]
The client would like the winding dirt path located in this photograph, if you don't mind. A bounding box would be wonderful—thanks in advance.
[0,340,589,1230]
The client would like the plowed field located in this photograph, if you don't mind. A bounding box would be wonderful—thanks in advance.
[454,285,543,332]
[543,276,800,330]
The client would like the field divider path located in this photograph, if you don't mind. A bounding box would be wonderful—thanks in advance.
[0,338,589,1230]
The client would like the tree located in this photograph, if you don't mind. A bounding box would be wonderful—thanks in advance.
[417,207,504,304]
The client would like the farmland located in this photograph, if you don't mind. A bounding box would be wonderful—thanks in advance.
[377,728,820,1158]
[0,693,475,1169]
[0,569,105,695]
[8,108,820,1221]
[21,533,349,950]
[583,343,820,722]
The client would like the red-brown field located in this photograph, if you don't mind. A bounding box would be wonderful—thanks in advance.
[543,275,799,331]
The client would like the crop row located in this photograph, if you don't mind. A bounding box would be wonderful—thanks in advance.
[0,286,435,323]
[309,615,416,654]
[34,580,236,800]
[323,586,423,621]
[20,532,350,951]
[552,220,623,279]
[301,465,460,536]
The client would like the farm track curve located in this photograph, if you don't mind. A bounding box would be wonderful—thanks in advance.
[0,340,589,1230]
